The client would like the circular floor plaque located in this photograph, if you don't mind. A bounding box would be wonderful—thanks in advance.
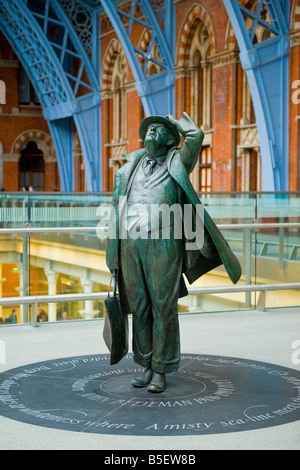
[0,354,299,436]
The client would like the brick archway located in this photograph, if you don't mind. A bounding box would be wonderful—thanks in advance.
[176,4,216,66]
[101,38,128,88]
[225,20,237,50]
[11,130,55,161]
[291,0,300,30]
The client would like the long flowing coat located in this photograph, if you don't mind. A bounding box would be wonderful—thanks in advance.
[106,146,241,313]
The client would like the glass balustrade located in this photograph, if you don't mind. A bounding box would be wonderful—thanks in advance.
[0,192,299,325]
[0,192,112,228]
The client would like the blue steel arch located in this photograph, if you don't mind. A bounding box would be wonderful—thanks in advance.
[0,1,291,192]
[223,0,290,191]
[0,0,101,191]
[99,0,175,117]
[0,0,175,190]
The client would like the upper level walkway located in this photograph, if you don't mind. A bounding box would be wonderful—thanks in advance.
[0,191,299,323]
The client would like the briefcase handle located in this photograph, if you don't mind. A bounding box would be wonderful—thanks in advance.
[108,270,118,298]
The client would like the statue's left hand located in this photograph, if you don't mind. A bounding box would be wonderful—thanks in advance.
[165,114,184,134]
[165,113,189,136]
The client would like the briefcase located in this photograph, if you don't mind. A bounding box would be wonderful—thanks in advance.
[103,273,128,365]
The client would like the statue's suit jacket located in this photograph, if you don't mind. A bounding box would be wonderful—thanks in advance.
[106,121,241,312]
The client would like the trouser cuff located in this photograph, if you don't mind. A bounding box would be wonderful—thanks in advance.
[151,361,179,374]
[134,356,179,374]
[133,356,151,369]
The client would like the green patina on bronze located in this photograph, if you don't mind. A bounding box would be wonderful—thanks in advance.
[105,112,241,392]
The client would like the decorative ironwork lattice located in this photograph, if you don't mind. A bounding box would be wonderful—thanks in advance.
[0,0,68,106]
[59,0,93,54]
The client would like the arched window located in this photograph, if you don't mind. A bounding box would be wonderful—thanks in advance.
[113,74,123,143]
[191,49,203,126]
[178,16,213,131]
[199,146,212,192]
[101,39,129,190]
[19,141,45,191]
[111,54,126,145]
[189,23,211,131]
[18,63,40,106]
[178,15,213,192]
[0,80,5,105]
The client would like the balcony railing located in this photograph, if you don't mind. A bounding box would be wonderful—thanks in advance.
[0,191,299,227]
[0,191,299,326]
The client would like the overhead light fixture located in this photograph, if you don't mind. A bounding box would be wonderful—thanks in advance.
[61,278,72,286]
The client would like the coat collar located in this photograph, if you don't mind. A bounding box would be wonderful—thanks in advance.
[123,146,179,164]
[123,148,146,162]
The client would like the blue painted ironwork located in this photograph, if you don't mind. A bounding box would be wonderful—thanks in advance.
[100,0,175,116]
[0,0,101,191]
[0,0,175,190]
[223,0,290,191]
[0,0,291,193]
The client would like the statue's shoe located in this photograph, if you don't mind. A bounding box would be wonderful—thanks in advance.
[147,372,165,393]
[130,368,153,387]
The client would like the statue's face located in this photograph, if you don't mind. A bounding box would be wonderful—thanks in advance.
[144,123,173,149]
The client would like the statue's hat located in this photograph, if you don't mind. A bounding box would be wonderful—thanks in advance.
[139,115,180,147]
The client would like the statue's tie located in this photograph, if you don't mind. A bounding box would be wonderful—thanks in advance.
[144,158,157,176]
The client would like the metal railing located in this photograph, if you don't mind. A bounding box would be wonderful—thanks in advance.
[0,221,299,233]
[0,281,299,327]
[0,191,299,228]
[0,220,299,326]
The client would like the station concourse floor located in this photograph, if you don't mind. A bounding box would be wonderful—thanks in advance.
[0,307,299,451]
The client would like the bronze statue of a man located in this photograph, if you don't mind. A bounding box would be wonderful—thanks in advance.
[106,112,241,393]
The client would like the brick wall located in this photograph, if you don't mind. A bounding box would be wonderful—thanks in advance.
[0,3,299,192]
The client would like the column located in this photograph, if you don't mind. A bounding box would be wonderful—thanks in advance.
[0,264,5,320]
[202,61,211,131]
[79,270,99,320]
[0,148,3,190]
[254,146,262,191]
[16,261,25,323]
[240,149,250,191]
[44,267,58,322]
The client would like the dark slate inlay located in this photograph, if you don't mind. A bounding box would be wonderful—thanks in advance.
[0,354,299,436]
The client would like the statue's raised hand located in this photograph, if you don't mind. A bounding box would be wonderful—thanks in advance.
[165,112,190,136]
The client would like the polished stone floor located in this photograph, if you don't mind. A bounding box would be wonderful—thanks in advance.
[0,307,299,450]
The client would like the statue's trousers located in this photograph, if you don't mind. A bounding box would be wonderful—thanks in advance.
[120,228,183,373]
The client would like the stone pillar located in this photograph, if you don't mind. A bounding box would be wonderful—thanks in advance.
[79,270,99,320]
[0,264,5,320]
[187,293,202,313]
[254,146,262,191]
[44,267,58,322]
[0,145,3,190]
[16,262,25,323]
[240,149,250,191]
[202,61,211,131]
